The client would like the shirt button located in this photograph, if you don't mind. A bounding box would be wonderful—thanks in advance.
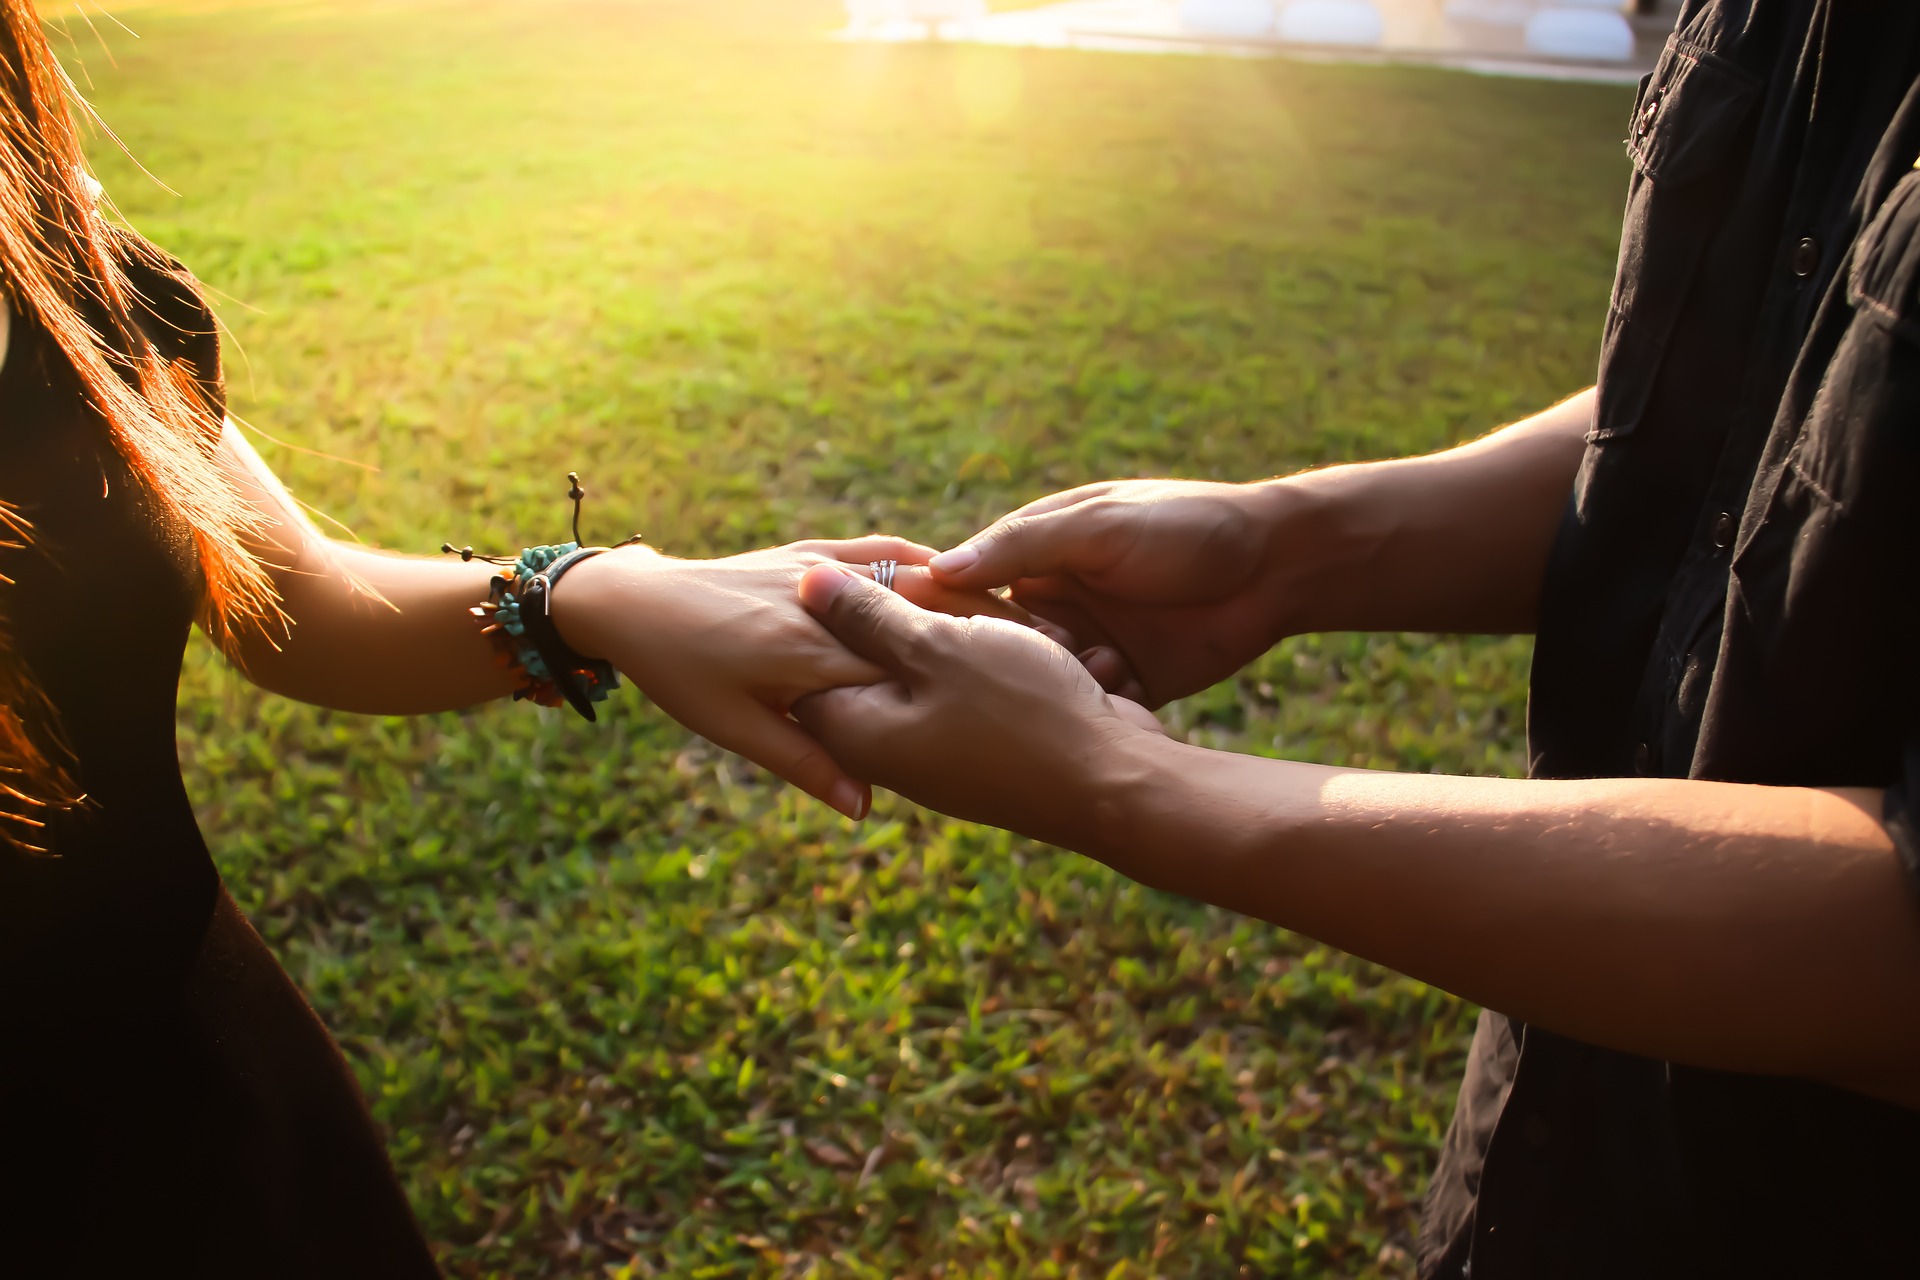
[1792,236,1821,278]
[1636,90,1661,139]
[1711,510,1735,549]
[1634,741,1651,775]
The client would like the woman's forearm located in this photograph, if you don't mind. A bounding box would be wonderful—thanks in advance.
[1092,733,1920,1104]
[1270,387,1592,636]
[216,425,514,713]
[235,538,517,713]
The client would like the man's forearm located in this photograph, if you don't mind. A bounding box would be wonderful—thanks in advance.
[1268,387,1592,637]
[1092,732,1920,1105]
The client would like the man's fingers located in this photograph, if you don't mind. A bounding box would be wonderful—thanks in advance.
[721,702,873,821]
[1033,621,1080,652]
[798,562,942,668]
[928,503,1119,590]
[995,482,1117,525]
[1016,592,1118,659]
[1080,645,1136,693]
[1079,644,1150,705]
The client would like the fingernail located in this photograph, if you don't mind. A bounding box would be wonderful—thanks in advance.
[929,545,978,575]
[828,780,869,821]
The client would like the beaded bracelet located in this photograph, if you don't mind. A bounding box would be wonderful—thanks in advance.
[443,473,642,722]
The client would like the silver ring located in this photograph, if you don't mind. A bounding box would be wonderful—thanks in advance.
[869,559,899,592]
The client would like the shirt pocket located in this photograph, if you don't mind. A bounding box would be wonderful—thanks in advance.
[1848,169,1920,348]
[1781,168,1920,517]
[1725,171,1920,711]
[1589,37,1761,442]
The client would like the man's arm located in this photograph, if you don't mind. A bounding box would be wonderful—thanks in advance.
[792,568,1920,1109]
[927,389,1593,705]
[1099,741,1920,1107]
[1272,386,1592,636]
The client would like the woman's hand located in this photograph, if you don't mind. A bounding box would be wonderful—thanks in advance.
[552,537,1020,819]
[790,563,1161,847]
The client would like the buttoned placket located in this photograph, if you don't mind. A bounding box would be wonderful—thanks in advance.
[1637,42,1894,776]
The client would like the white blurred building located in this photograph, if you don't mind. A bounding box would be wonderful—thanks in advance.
[842,0,1674,80]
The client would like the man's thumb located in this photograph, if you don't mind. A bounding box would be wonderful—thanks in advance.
[798,562,920,666]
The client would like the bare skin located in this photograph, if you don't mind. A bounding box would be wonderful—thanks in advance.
[216,423,1017,819]
[790,388,1920,1109]
[926,389,1595,705]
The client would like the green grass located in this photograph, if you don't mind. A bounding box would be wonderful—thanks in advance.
[59,1,1628,1274]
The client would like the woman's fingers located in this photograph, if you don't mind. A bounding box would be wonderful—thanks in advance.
[713,698,874,820]
[780,629,889,693]
[807,534,941,565]
[1110,695,1165,736]
[891,565,1030,623]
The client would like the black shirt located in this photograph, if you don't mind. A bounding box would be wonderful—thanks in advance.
[1419,2,1920,1274]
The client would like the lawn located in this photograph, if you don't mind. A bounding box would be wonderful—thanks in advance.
[57,1,1628,1274]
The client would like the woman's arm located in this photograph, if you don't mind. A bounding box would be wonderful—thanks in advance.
[792,569,1920,1108]
[217,423,515,713]
[213,422,1010,817]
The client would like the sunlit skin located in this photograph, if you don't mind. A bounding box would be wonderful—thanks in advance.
[214,421,1019,822]
[791,388,1920,1109]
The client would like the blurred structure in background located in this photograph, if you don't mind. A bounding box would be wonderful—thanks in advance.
[844,0,989,39]
[841,0,1677,80]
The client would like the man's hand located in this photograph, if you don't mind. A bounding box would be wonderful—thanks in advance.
[790,564,1161,845]
[554,538,1021,820]
[927,479,1303,707]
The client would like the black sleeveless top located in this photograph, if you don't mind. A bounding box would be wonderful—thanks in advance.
[0,253,439,1278]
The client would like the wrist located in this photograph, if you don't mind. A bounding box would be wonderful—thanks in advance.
[1077,730,1320,913]
[1074,725,1192,870]
[549,543,663,662]
[1256,464,1397,638]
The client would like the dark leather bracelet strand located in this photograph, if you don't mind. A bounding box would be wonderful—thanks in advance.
[515,546,620,722]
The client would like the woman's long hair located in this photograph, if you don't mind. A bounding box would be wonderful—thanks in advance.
[0,0,274,850]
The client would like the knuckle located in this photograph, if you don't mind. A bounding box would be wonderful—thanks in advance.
[896,616,942,662]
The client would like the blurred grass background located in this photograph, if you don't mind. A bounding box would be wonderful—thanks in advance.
[54,0,1628,1274]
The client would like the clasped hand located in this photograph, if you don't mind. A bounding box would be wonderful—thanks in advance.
[550,478,1300,836]
[549,536,1024,821]
[790,478,1309,841]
